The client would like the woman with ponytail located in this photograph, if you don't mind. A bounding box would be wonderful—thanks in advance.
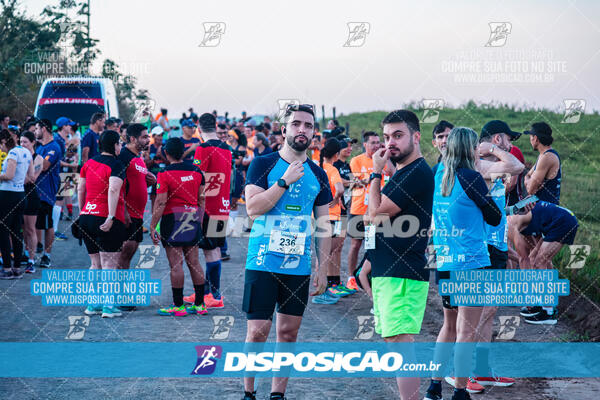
[428,127,502,399]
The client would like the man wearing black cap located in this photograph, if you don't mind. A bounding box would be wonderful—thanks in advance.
[469,120,524,389]
[523,122,561,205]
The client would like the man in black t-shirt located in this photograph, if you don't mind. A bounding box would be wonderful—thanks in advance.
[367,110,434,400]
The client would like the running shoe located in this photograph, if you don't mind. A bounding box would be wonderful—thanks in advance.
[311,292,339,304]
[424,390,444,400]
[346,276,359,291]
[84,305,103,315]
[0,270,16,280]
[205,293,224,309]
[445,377,484,394]
[474,374,515,387]
[242,391,257,400]
[330,284,357,297]
[519,306,543,317]
[157,305,187,316]
[36,243,43,253]
[326,285,350,298]
[11,269,24,279]
[183,292,196,304]
[338,283,357,293]
[55,232,68,241]
[25,261,36,274]
[524,309,557,325]
[221,252,231,261]
[186,304,208,315]
[39,255,51,269]
[101,306,123,318]
[450,389,471,400]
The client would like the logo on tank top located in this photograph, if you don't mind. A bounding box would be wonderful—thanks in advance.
[181,175,193,182]
[84,203,97,213]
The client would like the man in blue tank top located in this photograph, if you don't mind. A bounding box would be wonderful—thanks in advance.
[523,122,561,204]
[241,104,332,400]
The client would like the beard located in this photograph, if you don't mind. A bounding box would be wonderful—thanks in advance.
[389,141,414,164]
[287,134,310,152]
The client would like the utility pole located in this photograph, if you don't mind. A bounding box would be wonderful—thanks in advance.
[86,0,91,71]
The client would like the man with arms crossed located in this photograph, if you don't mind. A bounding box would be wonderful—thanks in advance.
[367,110,434,400]
[241,104,332,400]
[118,124,156,271]
[471,120,523,388]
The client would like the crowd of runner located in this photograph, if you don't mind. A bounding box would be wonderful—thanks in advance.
[0,104,578,400]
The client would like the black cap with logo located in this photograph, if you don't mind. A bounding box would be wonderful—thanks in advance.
[481,120,522,141]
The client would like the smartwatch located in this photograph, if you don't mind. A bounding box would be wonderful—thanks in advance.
[277,178,289,190]
[369,173,382,183]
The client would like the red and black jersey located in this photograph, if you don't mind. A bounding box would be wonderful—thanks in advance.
[118,147,149,219]
[80,155,127,222]
[193,139,232,217]
[156,163,205,215]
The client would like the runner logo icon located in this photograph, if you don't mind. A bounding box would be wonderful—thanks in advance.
[421,99,444,123]
[344,22,370,47]
[562,99,585,124]
[354,316,375,340]
[496,316,520,340]
[199,22,226,47]
[192,345,223,375]
[210,316,235,340]
[65,316,90,340]
[485,22,511,47]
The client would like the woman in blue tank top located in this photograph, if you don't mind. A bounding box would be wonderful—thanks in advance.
[429,127,502,397]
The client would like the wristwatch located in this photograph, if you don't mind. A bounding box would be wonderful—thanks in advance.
[107,215,114,221]
[369,173,382,183]
[277,178,289,190]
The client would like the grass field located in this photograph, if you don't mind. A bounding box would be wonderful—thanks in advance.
[334,103,600,301]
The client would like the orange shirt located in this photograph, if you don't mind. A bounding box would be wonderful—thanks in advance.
[193,127,202,140]
[311,148,320,162]
[323,162,342,220]
[349,153,387,215]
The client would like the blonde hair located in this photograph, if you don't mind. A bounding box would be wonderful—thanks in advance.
[441,127,478,197]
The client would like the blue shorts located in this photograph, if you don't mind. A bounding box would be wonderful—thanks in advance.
[522,213,578,244]
[543,214,578,244]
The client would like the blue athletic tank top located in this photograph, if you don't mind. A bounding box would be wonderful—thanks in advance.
[244,152,332,275]
[534,149,561,204]
[486,178,508,251]
[432,165,491,271]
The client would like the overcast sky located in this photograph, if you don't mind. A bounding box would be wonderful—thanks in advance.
[22,0,600,118]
